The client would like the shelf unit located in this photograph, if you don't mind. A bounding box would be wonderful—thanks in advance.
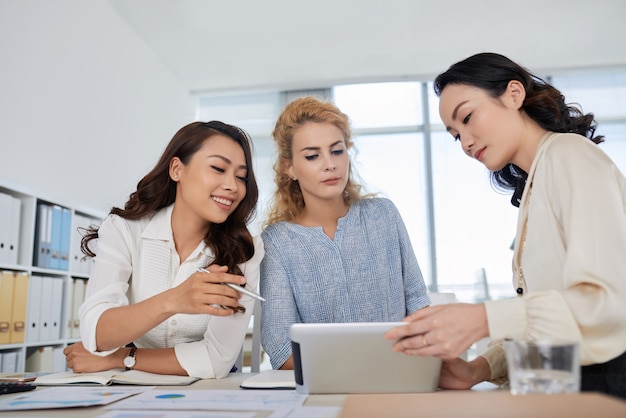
[0,178,105,373]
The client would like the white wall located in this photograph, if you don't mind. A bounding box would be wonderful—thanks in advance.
[1,0,625,213]
[111,0,626,92]
[0,0,193,213]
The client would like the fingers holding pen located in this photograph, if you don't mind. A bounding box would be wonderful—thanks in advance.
[167,265,246,315]
[194,265,248,314]
[196,265,246,289]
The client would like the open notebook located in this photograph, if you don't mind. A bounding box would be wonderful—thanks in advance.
[290,322,442,394]
[240,370,296,390]
[34,369,199,386]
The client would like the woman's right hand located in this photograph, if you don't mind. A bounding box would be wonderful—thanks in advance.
[64,342,123,373]
[165,264,246,316]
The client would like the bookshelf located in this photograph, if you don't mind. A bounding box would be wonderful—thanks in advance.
[0,178,105,373]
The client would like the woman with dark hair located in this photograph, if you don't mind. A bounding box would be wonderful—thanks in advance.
[63,121,264,379]
[386,53,626,398]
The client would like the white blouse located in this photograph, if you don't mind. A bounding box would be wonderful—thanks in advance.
[79,204,264,378]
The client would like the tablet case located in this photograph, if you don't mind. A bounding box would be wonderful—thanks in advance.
[290,322,441,394]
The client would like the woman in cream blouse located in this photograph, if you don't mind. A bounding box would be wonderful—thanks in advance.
[386,52,626,399]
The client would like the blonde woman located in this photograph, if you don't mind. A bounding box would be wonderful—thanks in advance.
[260,97,430,370]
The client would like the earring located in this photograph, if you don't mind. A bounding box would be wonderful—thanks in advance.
[290,176,297,181]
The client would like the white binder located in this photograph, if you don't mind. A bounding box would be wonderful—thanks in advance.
[38,277,54,342]
[7,196,21,265]
[49,277,64,340]
[0,192,12,264]
[25,275,43,343]
[70,278,86,339]
[35,203,51,268]
[0,351,18,373]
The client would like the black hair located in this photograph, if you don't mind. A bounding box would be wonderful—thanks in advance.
[434,52,603,206]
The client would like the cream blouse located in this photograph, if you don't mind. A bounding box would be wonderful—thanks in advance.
[482,132,626,380]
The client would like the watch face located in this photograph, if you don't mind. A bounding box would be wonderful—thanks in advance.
[124,356,136,368]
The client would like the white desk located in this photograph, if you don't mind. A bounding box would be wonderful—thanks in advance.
[0,373,345,417]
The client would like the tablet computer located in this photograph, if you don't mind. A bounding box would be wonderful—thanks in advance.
[290,322,441,394]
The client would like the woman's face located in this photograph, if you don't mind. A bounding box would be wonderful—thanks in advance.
[171,134,248,226]
[438,83,525,171]
[287,122,350,204]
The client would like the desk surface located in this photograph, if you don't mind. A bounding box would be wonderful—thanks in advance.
[0,373,345,417]
[340,391,626,418]
[1,373,625,417]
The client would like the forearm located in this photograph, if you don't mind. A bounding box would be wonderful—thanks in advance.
[279,356,294,370]
[96,291,175,351]
[469,355,492,384]
[480,344,508,382]
[130,347,187,375]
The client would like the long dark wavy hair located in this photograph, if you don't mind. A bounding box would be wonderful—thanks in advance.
[81,121,259,275]
[433,52,604,207]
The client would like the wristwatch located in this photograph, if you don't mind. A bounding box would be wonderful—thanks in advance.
[123,347,137,370]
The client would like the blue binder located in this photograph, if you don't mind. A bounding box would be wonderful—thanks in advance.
[49,205,63,270]
[59,208,71,271]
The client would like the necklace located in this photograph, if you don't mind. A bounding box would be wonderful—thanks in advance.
[512,131,554,297]
[514,182,532,297]
[515,218,528,296]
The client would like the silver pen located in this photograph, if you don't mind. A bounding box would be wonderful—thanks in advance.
[196,268,265,302]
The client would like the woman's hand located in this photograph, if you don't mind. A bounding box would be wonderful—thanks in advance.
[64,342,122,373]
[438,356,492,389]
[384,303,489,359]
[164,264,246,316]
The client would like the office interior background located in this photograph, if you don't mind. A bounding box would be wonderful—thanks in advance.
[1,0,625,301]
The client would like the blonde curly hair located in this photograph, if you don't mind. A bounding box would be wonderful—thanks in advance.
[265,96,368,226]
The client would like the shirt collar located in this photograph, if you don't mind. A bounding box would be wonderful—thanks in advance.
[141,203,213,260]
[142,203,175,241]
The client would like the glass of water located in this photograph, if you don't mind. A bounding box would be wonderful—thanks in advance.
[504,339,580,395]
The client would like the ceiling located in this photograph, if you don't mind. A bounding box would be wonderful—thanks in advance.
[109,0,626,94]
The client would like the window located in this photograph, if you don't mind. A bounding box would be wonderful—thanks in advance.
[333,83,422,128]
[195,68,626,302]
[552,71,626,121]
[430,130,518,301]
[351,132,431,282]
[553,71,626,175]
[333,82,431,281]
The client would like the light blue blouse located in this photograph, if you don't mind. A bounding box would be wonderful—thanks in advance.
[260,197,430,369]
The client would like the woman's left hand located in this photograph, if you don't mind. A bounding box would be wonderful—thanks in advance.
[438,356,492,389]
[64,342,122,373]
[384,303,489,359]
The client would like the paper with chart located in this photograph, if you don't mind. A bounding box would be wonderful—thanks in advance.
[97,411,256,418]
[268,406,342,418]
[0,386,146,410]
[106,389,307,411]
